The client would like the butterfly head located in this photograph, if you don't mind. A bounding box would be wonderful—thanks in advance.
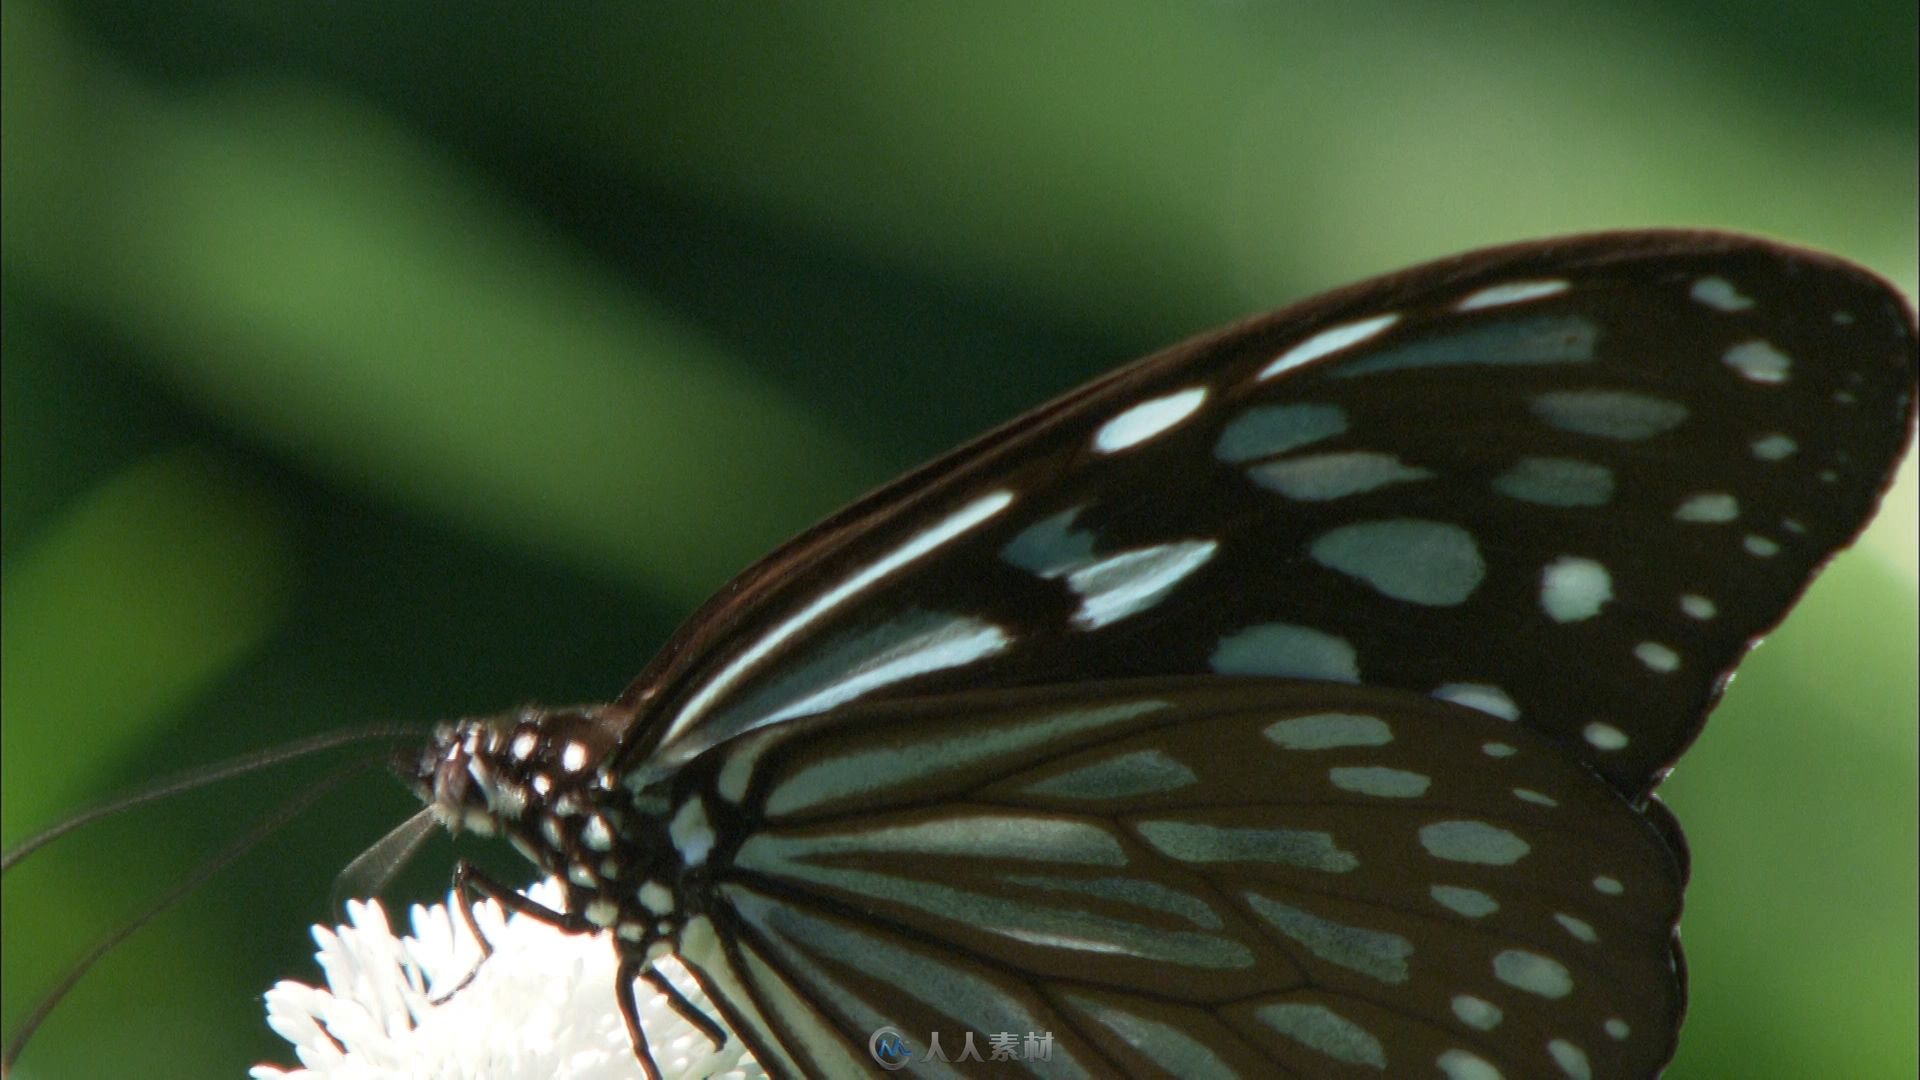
[400,705,622,840]
[398,705,691,947]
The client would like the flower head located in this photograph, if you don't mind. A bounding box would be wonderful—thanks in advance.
[254,880,761,1080]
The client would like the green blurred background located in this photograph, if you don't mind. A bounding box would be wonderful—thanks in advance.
[3,3,1914,1076]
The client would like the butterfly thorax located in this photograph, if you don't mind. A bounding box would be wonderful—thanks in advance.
[402,705,688,954]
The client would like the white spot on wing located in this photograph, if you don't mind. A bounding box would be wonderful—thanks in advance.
[1690,276,1753,311]
[763,699,1168,817]
[1066,540,1218,629]
[1252,1002,1386,1067]
[1247,452,1433,501]
[1328,766,1431,798]
[1680,594,1717,620]
[1539,556,1612,623]
[1213,623,1359,682]
[1549,1038,1592,1079]
[1139,820,1358,872]
[1723,339,1792,383]
[1531,390,1687,440]
[669,798,714,866]
[1751,433,1797,461]
[1093,386,1208,453]
[1675,492,1739,523]
[1634,641,1680,673]
[1311,519,1486,606]
[1554,913,1599,943]
[1434,682,1519,721]
[1492,456,1613,507]
[1450,994,1504,1030]
[1419,820,1530,865]
[754,613,1012,726]
[1430,885,1498,917]
[1214,403,1347,463]
[1437,1048,1503,1080]
[1023,749,1197,799]
[1744,534,1780,557]
[1264,712,1392,749]
[1259,314,1400,381]
[1244,894,1413,983]
[1493,949,1573,998]
[1456,279,1569,310]
[1583,722,1629,751]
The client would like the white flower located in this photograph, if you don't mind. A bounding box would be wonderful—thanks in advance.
[254,880,762,1080]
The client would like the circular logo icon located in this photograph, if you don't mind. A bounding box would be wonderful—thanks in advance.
[868,1026,914,1070]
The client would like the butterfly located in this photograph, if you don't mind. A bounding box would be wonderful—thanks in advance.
[350,230,1914,1079]
[18,230,1920,1079]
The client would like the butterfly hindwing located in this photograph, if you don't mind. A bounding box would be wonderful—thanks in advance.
[677,679,1684,1078]
[616,231,1916,801]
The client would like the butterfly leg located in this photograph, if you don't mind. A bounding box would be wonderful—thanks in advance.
[615,955,666,1080]
[430,860,584,1004]
[641,964,729,1050]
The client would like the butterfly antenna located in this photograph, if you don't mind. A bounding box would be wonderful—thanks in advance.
[1,757,381,1077]
[2,724,413,873]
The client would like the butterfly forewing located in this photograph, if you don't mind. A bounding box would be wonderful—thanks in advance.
[680,680,1683,1077]
[618,232,1915,799]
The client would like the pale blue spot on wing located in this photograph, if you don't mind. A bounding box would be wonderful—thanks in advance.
[1420,820,1530,865]
[1002,507,1097,577]
[1212,623,1359,682]
[1554,913,1598,943]
[1063,994,1239,1078]
[1264,712,1392,749]
[1243,893,1414,983]
[1329,766,1431,798]
[1723,339,1791,383]
[1451,995,1503,1030]
[1690,276,1753,311]
[1311,519,1485,606]
[1583,723,1629,751]
[1430,884,1499,917]
[1549,1039,1592,1080]
[1433,682,1519,721]
[1259,314,1400,380]
[1532,390,1688,440]
[1674,492,1738,523]
[1023,750,1199,799]
[1214,403,1348,464]
[1002,874,1224,930]
[763,698,1168,816]
[1093,386,1209,453]
[1456,279,1569,310]
[1333,315,1596,377]
[1494,949,1574,998]
[1249,452,1434,500]
[1138,820,1359,872]
[1680,594,1717,620]
[1437,1049,1503,1080]
[1750,432,1797,461]
[1253,1003,1386,1068]
[1492,457,1614,507]
[1634,641,1680,673]
[1539,556,1611,623]
[1066,540,1217,629]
